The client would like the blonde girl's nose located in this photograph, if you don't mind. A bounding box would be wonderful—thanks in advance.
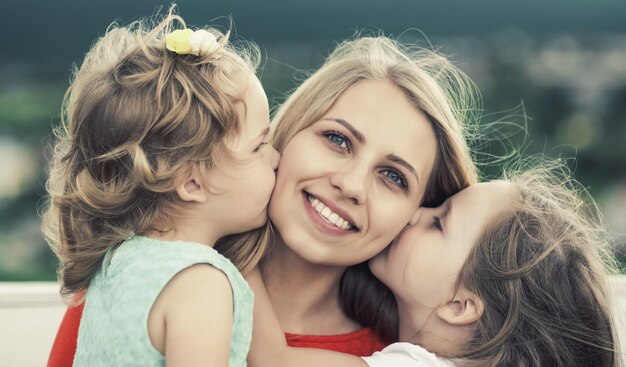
[270,146,281,170]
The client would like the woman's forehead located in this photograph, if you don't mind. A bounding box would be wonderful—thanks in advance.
[322,79,438,173]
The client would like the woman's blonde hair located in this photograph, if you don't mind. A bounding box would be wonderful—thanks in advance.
[456,162,620,366]
[269,36,481,342]
[272,36,478,206]
[42,9,265,297]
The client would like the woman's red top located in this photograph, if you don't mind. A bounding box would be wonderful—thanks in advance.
[47,303,386,366]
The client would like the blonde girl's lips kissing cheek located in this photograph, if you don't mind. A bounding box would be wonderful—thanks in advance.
[303,191,359,235]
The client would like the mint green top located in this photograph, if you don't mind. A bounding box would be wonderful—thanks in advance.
[74,236,253,367]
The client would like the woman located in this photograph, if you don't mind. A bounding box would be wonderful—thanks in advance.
[261,37,478,352]
[48,36,479,365]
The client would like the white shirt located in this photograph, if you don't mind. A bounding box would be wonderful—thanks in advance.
[362,342,455,367]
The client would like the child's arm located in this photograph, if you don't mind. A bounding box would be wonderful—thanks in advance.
[157,264,233,366]
[246,268,367,367]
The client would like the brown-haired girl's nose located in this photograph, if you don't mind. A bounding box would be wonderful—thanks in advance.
[409,208,423,226]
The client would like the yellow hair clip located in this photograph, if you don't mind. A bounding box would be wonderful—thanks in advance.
[165,29,220,57]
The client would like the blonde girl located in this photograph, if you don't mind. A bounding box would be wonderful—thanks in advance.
[248,163,621,366]
[42,10,279,367]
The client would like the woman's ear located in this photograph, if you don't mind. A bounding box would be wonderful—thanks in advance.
[435,288,484,326]
[175,169,208,204]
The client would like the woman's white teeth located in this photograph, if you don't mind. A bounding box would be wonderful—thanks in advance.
[308,195,353,230]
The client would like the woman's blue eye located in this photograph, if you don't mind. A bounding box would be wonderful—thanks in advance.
[381,169,408,190]
[323,131,350,151]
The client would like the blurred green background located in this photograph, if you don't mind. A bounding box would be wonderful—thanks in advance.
[1,0,625,280]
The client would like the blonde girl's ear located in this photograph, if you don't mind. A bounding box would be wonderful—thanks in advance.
[435,288,484,326]
[175,168,208,204]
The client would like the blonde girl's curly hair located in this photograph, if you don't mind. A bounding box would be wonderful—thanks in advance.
[455,161,621,367]
[41,8,264,298]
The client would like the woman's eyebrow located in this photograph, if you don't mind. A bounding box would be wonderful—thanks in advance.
[386,154,419,184]
[322,117,365,143]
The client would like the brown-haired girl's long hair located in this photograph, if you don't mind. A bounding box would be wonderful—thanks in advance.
[456,163,621,367]
[270,36,480,343]
[41,9,265,298]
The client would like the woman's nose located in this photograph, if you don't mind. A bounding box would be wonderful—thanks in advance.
[329,162,368,204]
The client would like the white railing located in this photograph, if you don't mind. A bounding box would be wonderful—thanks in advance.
[0,282,67,367]
[1,277,625,366]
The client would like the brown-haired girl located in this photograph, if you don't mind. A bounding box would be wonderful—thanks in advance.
[41,9,279,366]
[248,163,621,367]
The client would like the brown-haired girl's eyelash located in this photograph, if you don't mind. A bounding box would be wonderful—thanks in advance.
[432,202,451,231]
[432,216,443,231]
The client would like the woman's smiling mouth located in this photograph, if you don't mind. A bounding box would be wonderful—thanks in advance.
[303,192,358,233]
